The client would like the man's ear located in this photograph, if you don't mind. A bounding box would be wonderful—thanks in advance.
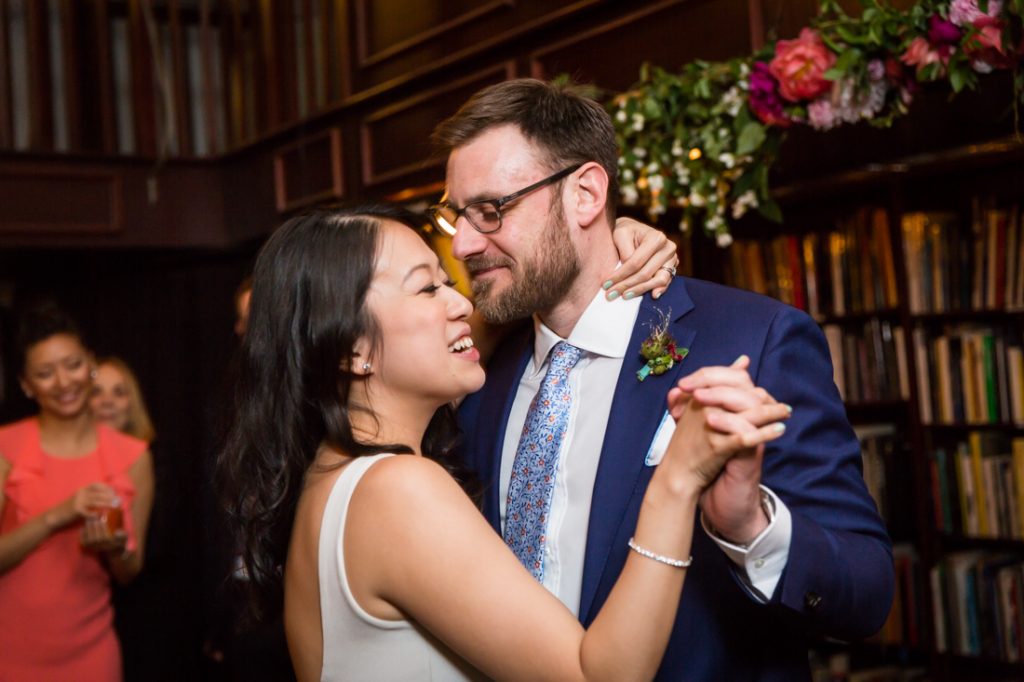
[571,162,609,229]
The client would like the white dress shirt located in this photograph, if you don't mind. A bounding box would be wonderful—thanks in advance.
[498,286,793,614]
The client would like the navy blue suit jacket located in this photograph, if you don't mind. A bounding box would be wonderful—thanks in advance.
[458,277,894,681]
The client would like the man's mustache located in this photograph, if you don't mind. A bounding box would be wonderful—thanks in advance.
[464,255,515,276]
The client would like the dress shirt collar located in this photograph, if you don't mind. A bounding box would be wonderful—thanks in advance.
[530,276,643,375]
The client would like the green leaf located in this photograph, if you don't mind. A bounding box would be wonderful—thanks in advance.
[758,199,783,223]
[736,121,767,155]
[643,97,661,119]
[950,67,966,93]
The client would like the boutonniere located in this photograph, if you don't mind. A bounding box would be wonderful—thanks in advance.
[637,309,687,382]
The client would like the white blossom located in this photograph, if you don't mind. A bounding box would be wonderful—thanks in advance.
[647,174,664,192]
[616,109,628,123]
[678,217,690,232]
[632,147,647,158]
[621,184,639,205]
[631,113,645,131]
[716,231,734,248]
[622,168,634,182]
[718,153,736,169]
[722,87,744,117]
[688,191,706,207]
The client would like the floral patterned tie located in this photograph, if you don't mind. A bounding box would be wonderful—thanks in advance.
[504,341,582,581]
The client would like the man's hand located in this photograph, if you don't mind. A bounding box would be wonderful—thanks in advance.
[675,355,788,545]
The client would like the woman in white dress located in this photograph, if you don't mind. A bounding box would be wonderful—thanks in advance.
[219,206,789,681]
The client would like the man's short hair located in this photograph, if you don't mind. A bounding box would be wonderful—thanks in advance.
[433,78,619,218]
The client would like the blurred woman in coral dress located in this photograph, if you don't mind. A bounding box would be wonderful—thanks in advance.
[0,304,155,681]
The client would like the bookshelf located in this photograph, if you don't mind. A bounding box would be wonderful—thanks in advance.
[714,136,1024,682]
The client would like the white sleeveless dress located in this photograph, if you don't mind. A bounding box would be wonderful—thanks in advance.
[318,453,486,681]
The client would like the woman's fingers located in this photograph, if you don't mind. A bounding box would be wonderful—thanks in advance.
[691,385,775,413]
[676,365,755,394]
[606,218,677,300]
[665,386,692,420]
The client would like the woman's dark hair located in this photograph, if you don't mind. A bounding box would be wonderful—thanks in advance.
[15,301,84,374]
[218,204,474,624]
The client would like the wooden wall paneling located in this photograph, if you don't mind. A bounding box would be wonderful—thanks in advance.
[25,0,54,150]
[199,0,219,153]
[169,0,193,156]
[301,0,316,114]
[359,61,516,188]
[530,0,751,93]
[274,0,298,125]
[318,0,336,104]
[346,0,599,97]
[757,0,819,42]
[224,0,244,144]
[333,0,351,100]
[353,0,512,69]
[257,0,279,131]
[128,0,157,156]
[92,0,116,154]
[748,0,765,52]
[58,0,81,150]
[0,167,123,235]
[0,0,11,149]
[272,126,344,212]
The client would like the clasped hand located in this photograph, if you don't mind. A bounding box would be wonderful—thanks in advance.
[662,356,790,544]
[59,482,128,555]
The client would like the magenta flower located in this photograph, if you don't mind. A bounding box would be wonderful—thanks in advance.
[748,62,791,127]
[928,15,962,45]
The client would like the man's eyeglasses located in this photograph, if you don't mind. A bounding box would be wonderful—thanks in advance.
[429,163,582,236]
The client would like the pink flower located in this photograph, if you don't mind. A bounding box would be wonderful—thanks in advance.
[966,16,1016,70]
[949,0,1003,27]
[901,36,947,76]
[769,28,836,102]
[808,98,838,131]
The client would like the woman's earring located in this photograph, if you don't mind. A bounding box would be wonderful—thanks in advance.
[361,362,372,373]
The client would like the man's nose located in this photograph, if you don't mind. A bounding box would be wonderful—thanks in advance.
[450,220,488,261]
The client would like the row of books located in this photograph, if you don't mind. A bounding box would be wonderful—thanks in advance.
[876,545,924,649]
[929,433,1024,539]
[725,207,899,319]
[912,325,1024,426]
[824,322,910,404]
[4,2,232,156]
[931,551,1024,661]
[902,206,1024,314]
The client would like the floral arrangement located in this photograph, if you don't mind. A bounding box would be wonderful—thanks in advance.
[637,310,688,381]
[610,0,1024,246]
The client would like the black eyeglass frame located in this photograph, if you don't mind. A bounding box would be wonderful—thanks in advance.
[429,162,583,234]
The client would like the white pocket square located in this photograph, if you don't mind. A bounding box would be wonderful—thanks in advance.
[644,410,676,466]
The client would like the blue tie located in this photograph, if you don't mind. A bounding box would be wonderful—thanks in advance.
[504,341,582,581]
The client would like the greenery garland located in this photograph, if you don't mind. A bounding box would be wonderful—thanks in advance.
[609,0,1024,246]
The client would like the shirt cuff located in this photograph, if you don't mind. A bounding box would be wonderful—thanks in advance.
[701,485,792,602]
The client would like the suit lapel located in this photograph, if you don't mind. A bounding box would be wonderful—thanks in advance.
[578,280,697,622]
[476,329,533,533]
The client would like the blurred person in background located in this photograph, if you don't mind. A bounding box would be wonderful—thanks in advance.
[91,357,156,442]
[0,303,155,681]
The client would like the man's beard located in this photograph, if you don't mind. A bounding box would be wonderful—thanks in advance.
[466,205,581,325]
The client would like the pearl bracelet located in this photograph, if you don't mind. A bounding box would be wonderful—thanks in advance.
[627,538,693,568]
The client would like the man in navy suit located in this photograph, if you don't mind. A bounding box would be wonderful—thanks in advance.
[432,79,894,680]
